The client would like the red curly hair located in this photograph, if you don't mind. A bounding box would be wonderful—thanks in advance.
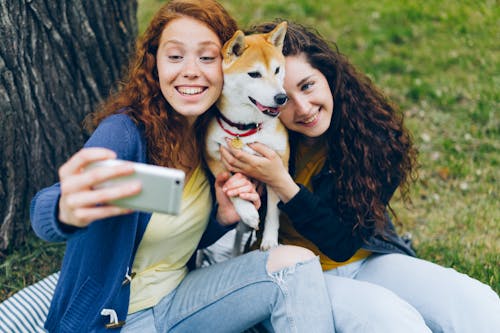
[86,0,237,168]
[250,21,418,235]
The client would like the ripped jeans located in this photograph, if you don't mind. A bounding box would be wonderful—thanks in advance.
[122,248,334,332]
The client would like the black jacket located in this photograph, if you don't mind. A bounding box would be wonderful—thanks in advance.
[277,160,415,262]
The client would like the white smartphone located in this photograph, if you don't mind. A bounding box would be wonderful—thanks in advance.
[86,159,185,215]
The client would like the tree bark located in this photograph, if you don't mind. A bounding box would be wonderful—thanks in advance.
[0,0,138,250]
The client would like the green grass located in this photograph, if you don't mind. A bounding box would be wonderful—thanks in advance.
[1,0,498,301]
[0,237,64,300]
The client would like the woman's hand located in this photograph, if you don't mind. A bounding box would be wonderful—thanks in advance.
[220,142,300,202]
[214,171,261,226]
[220,141,285,185]
[58,148,142,228]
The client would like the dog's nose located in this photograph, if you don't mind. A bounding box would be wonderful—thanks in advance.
[274,93,288,106]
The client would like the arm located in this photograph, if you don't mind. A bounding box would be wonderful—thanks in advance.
[220,142,369,261]
[30,114,144,242]
[278,184,369,261]
[30,182,79,242]
[198,171,261,248]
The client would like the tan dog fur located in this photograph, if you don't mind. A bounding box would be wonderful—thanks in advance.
[205,22,289,252]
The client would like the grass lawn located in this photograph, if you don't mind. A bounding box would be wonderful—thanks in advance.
[1,0,498,301]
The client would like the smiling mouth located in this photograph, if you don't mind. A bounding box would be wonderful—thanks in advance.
[302,112,319,124]
[177,86,206,95]
[248,97,280,117]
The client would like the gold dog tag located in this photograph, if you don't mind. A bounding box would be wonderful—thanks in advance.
[230,137,244,149]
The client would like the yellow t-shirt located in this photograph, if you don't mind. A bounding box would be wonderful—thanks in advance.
[279,141,371,271]
[128,165,212,314]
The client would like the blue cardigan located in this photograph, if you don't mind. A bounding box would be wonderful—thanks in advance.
[30,114,231,332]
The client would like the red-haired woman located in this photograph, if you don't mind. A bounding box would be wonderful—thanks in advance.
[222,21,500,333]
[30,4,334,332]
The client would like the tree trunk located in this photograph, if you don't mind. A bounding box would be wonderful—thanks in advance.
[0,0,138,250]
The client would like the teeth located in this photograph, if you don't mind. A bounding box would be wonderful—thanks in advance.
[178,87,204,95]
[303,113,318,124]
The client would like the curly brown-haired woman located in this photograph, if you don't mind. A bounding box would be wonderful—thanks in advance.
[222,21,500,332]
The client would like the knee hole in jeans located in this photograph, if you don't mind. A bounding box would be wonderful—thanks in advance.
[266,245,316,274]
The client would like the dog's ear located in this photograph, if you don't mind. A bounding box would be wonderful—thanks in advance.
[266,21,287,52]
[222,30,245,62]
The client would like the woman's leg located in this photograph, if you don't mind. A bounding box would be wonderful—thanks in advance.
[323,271,431,333]
[355,253,500,333]
[156,245,333,333]
[121,307,156,332]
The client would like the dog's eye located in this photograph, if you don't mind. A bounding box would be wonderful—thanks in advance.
[275,67,280,75]
[248,71,262,78]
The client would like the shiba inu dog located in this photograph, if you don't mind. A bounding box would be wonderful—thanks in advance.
[205,22,289,254]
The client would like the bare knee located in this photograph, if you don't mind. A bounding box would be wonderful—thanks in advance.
[266,245,316,273]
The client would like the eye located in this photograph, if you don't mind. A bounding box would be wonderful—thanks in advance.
[200,56,216,62]
[168,55,183,62]
[275,67,280,74]
[301,81,314,91]
[248,71,262,78]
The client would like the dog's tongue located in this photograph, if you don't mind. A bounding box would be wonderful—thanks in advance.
[254,100,280,116]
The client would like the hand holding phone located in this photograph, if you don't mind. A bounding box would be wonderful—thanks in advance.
[86,160,185,215]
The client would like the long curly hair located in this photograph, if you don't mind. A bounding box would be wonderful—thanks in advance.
[85,0,237,168]
[250,21,418,234]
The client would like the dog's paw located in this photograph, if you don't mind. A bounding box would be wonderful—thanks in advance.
[260,238,278,251]
[240,209,260,230]
[232,197,260,229]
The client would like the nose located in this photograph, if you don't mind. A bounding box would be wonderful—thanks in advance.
[182,57,200,78]
[274,93,288,106]
[290,95,309,116]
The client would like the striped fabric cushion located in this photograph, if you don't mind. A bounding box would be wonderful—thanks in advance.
[0,272,59,333]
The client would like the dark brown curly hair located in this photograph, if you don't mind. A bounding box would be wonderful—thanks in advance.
[85,0,237,168]
[249,21,418,234]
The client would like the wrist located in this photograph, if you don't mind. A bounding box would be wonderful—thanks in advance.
[215,211,235,227]
[270,174,300,203]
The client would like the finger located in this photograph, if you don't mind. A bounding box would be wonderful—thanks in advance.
[64,181,142,209]
[71,206,134,227]
[220,157,237,174]
[223,159,245,175]
[225,183,254,197]
[59,148,117,179]
[247,142,276,158]
[224,173,260,199]
[60,162,135,195]
[228,145,269,170]
[220,145,243,170]
[238,192,261,209]
[222,172,249,189]
[219,146,235,164]
[224,138,250,160]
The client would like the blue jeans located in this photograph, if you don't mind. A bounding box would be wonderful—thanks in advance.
[122,248,334,332]
[325,253,500,333]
